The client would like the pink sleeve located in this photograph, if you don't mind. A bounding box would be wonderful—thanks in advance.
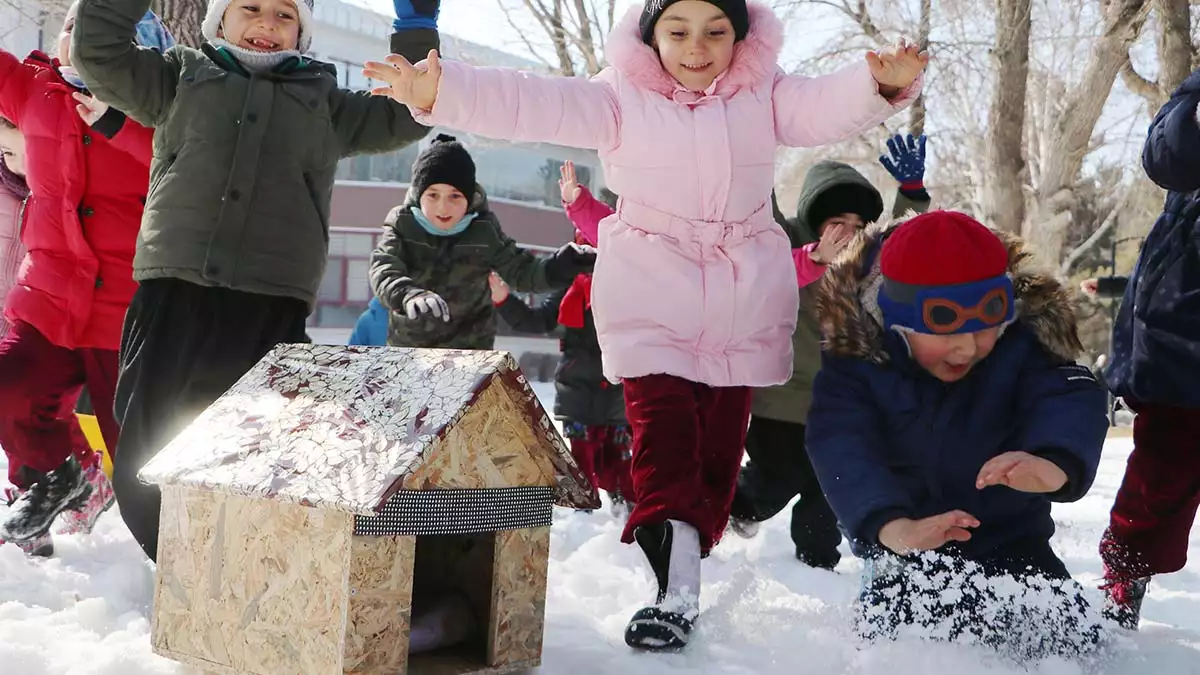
[563,186,613,246]
[772,62,921,148]
[411,60,621,152]
[793,242,827,287]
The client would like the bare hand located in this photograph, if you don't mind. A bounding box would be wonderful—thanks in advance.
[878,510,980,555]
[72,92,109,127]
[976,451,1068,494]
[364,49,442,110]
[867,38,929,94]
[488,271,509,303]
[811,221,855,265]
[1080,279,1099,296]
[559,160,582,205]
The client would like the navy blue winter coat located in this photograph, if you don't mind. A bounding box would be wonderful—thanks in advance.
[1106,69,1200,410]
[806,223,1109,559]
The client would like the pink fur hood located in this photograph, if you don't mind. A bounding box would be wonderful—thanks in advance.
[605,1,785,98]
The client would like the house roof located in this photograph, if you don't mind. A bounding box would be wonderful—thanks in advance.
[138,345,597,514]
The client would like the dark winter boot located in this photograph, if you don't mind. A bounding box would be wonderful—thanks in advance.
[0,456,91,543]
[727,515,761,539]
[0,488,53,557]
[1101,575,1149,630]
[624,519,701,650]
[795,547,841,571]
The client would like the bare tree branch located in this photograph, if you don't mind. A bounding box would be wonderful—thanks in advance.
[1120,55,1159,102]
[1058,180,1136,276]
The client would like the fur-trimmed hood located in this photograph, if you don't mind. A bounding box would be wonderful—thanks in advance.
[605,0,784,98]
[814,219,1084,364]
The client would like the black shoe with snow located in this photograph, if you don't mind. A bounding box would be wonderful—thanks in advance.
[1101,576,1149,630]
[0,456,91,543]
[0,488,54,557]
[796,547,840,571]
[727,516,760,539]
[624,520,700,651]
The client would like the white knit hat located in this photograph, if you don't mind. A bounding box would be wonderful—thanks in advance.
[202,0,315,53]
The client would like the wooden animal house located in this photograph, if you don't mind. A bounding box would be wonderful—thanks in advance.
[137,344,599,675]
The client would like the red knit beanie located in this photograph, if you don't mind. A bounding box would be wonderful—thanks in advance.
[878,211,1015,334]
[881,211,1008,285]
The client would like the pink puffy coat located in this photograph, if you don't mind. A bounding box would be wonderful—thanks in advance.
[416,2,917,387]
[0,187,24,340]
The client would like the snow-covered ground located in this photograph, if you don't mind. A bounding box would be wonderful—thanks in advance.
[1,384,1197,674]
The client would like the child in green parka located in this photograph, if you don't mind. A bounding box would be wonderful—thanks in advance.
[68,0,444,562]
[370,135,596,350]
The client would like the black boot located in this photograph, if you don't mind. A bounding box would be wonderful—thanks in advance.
[624,519,701,650]
[0,456,91,542]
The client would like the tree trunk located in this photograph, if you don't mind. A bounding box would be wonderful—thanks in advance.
[1027,0,1149,263]
[907,0,932,136]
[159,0,205,47]
[548,0,575,76]
[571,0,601,75]
[983,0,1031,234]
[1155,0,1192,96]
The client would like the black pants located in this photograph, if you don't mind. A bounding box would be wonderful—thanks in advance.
[728,417,841,564]
[112,279,309,561]
[858,539,1101,659]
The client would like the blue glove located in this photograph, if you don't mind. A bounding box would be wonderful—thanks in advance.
[393,0,439,31]
[879,133,926,189]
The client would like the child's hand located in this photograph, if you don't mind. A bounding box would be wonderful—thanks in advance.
[976,451,1068,494]
[488,271,510,304]
[559,161,582,205]
[402,288,450,322]
[1080,279,1100,296]
[810,221,855,265]
[879,133,926,185]
[72,92,109,127]
[878,511,980,555]
[364,49,442,111]
[867,38,929,96]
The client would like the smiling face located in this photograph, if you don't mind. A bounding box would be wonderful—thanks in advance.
[651,0,736,92]
[906,327,1001,383]
[220,0,301,52]
[419,184,470,231]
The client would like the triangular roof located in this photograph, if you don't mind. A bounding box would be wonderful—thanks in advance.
[138,345,598,514]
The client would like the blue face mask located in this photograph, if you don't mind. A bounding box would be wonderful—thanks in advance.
[412,206,477,237]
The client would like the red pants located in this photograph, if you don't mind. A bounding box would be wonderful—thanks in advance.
[620,374,752,553]
[566,424,634,499]
[0,321,118,488]
[1100,401,1200,579]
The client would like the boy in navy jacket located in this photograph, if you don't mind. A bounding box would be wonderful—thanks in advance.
[807,211,1109,657]
[1099,67,1200,630]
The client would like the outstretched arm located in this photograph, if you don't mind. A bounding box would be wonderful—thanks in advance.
[71,0,180,127]
[0,49,38,125]
[365,52,620,152]
[774,42,925,148]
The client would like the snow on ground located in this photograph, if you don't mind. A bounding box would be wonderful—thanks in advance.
[1,385,1198,674]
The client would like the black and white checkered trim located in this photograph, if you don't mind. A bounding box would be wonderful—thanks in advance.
[354,487,554,536]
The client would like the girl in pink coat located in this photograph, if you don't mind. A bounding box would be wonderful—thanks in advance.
[367,0,925,649]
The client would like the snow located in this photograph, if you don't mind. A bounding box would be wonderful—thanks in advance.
[1,389,1197,674]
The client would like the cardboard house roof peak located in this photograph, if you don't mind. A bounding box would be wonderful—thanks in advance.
[138,344,598,514]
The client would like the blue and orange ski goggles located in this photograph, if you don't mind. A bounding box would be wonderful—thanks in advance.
[879,275,1016,335]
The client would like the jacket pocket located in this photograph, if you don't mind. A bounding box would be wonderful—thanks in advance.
[302,172,329,246]
[147,153,177,197]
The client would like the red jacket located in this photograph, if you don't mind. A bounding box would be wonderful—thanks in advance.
[0,50,150,350]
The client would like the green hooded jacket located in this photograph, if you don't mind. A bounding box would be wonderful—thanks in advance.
[752,162,931,424]
[369,187,560,350]
[71,0,439,308]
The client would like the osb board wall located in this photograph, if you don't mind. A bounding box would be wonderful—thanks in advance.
[403,381,557,493]
[153,487,354,675]
[344,535,417,675]
[487,526,550,667]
